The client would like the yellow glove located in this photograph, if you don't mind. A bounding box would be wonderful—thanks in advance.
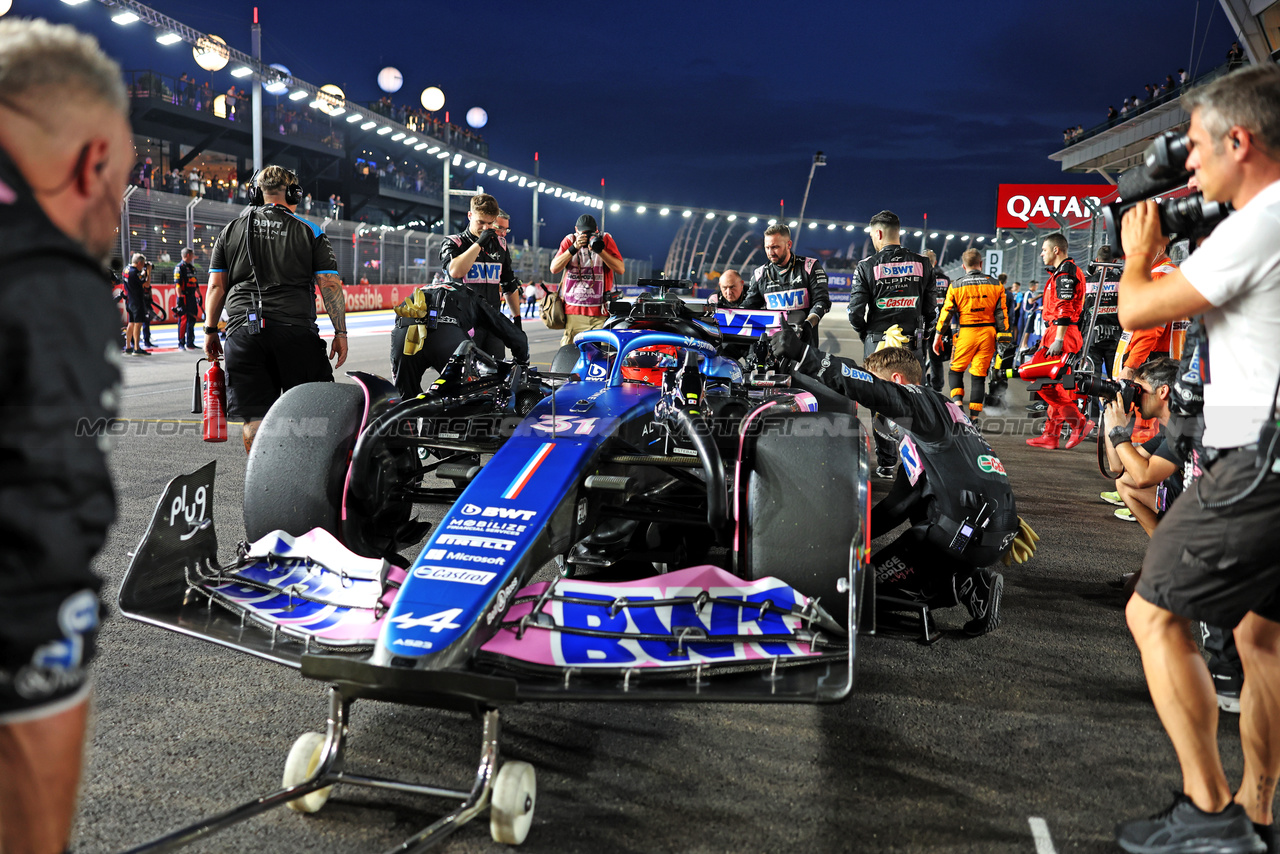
[1001,516,1040,566]
[877,324,910,351]
[394,289,429,318]
[403,322,426,356]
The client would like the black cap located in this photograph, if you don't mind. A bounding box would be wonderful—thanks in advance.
[575,214,598,232]
[868,210,899,228]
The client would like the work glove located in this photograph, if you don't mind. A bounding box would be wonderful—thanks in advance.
[1046,337,1064,356]
[511,315,522,330]
[1001,516,1040,566]
[394,290,430,355]
[877,323,910,351]
[477,228,501,252]
[769,322,807,363]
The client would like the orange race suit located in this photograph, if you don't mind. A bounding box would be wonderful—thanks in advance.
[935,269,1009,415]
[1027,256,1090,449]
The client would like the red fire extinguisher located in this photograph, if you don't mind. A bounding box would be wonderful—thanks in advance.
[193,358,227,443]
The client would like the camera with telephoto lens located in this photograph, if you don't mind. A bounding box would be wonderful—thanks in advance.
[580,230,606,253]
[1102,131,1232,251]
[1069,371,1143,412]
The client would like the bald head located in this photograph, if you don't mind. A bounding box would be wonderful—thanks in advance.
[719,270,745,303]
[0,19,133,260]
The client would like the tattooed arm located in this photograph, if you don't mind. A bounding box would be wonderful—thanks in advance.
[317,272,348,369]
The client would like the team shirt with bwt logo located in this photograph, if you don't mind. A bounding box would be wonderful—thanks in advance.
[742,253,831,325]
[848,245,936,337]
[440,230,520,309]
[209,203,339,334]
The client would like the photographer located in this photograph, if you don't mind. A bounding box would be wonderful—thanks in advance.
[771,326,1033,636]
[203,166,348,453]
[1102,358,1182,535]
[123,253,151,355]
[1113,65,1280,854]
[549,213,623,346]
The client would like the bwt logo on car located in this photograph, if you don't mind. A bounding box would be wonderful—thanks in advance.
[460,504,537,521]
[875,296,919,309]
[874,262,923,278]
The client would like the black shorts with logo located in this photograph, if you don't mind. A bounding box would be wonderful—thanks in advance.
[1139,448,1280,627]
[223,324,333,420]
[0,587,100,719]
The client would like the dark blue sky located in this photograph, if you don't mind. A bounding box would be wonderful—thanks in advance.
[13,0,1237,263]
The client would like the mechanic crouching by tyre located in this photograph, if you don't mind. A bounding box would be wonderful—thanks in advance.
[1024,232,1092,450]
[438,195,523,360]
[771,326,1038,637]
[203,165,349,453]
[847,210,936,478]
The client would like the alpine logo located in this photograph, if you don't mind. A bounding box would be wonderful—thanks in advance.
[436,534,516,551]
[875,296,919,309]
[977,454,1007,476]
[460,504,538,521]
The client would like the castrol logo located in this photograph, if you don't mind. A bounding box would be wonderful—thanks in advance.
[875,296,918,309]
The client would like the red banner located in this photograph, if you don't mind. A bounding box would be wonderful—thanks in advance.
[120,284,415,323]
[995,184,1119,230]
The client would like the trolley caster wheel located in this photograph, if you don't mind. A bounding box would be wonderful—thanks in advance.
[489,760,536,845]
[282,732,334,814]
[554,555,574,579]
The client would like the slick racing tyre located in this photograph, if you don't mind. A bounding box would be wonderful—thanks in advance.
[550,344,579,374]
[738,411,867,621]
[243,381,364,543]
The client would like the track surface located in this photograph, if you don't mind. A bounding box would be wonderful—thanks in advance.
[73,312,1242,854]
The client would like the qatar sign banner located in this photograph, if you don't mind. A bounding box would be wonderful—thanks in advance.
[995,184,1119,230]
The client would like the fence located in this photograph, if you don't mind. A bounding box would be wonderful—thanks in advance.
[118,186,651,288]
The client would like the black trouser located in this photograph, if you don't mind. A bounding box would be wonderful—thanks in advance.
[472,326,506,361]
[1083,335,1119,419]
[390,320,468,398]
[863,333,925,469]
[925,336,952,392]
[871,527,974,610]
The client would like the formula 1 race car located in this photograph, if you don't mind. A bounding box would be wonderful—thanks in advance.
[118,282,872,852]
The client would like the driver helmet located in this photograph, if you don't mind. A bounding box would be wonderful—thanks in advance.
[620,345,680,386]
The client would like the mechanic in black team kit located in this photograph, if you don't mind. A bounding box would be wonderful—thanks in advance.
[742,223,831,339]
[441,193,523,360]
[848,210,937,478]
[390,194,528,398]
[772,325,1036,636]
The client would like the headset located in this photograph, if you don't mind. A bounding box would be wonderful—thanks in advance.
[247,167,304,207]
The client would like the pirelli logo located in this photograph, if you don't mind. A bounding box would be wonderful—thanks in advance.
[875,296,919,309]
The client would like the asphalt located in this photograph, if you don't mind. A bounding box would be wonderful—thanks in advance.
[69,312,1243,854]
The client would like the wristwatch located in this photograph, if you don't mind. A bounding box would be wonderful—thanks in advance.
[204,326,219,335]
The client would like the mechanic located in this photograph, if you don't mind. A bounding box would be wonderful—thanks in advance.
[1083,245,1123,378]
[0,19,133,854]
[1113,65,1280,854]
[709,269,749,308]
[123,252,150,355]
[847,210,936,477]
[1024,233,1092,450]
[771,327,1030,636]
[174,246,201,351]
[440,196,523,360]
[495,209,525,322]
[1101,358,1183,535]
[549,213,624,346]
[203,165,348,453]
[923,250,952,392]
[742,223,830,336]
[932,248,1009,418]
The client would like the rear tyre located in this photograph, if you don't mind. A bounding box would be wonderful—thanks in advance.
[550,344,579,374]
[244,382,364,543]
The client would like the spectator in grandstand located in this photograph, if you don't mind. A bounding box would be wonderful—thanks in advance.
[1025,233,1091,450]
[1108,105,1119,124]
[225,85,236,121]
[932,248,1009,418]
[550,213,624,346]
[847,210,933,477]
[202,165,348,452]
[0,19,133,854]
[709,269,749,308]
[1113,65,1280,854]
[1226,41,1245,69]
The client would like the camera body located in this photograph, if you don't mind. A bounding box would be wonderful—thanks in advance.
[579,230,607,254]
[1103,131,1232,251]
[1071,371,1143,413]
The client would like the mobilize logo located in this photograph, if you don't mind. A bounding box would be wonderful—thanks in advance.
[460,504,537,521]
[436,534,516,551]
[445,518,528,536]
[412,566,497,585]
[874,296,919,309]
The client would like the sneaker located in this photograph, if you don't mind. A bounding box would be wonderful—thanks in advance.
[135,348,151,356]
[1101,491,1125,506]
[1115,792,1265,854]
[1217,689,1241,714]
[177,344,186,351]
[123,346,134,355]
[1026,433,1060,449]
[1253,823,1276,854]
[958,568,1003,636]
[1115,508,1136,522]
[1025,400,1048,414]
[875,466,896,479]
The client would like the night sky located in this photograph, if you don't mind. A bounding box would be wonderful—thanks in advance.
[11,0,1237,264]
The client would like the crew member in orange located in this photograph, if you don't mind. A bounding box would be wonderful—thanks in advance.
[932,248,1010,417]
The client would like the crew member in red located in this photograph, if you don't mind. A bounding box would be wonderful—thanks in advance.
[1026,232,1093,449]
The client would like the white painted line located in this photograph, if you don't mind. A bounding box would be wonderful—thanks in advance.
[1028,817,1056,854]
[122,386,188,398]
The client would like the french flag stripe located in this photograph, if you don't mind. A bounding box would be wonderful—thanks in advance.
[503,443,554,500]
